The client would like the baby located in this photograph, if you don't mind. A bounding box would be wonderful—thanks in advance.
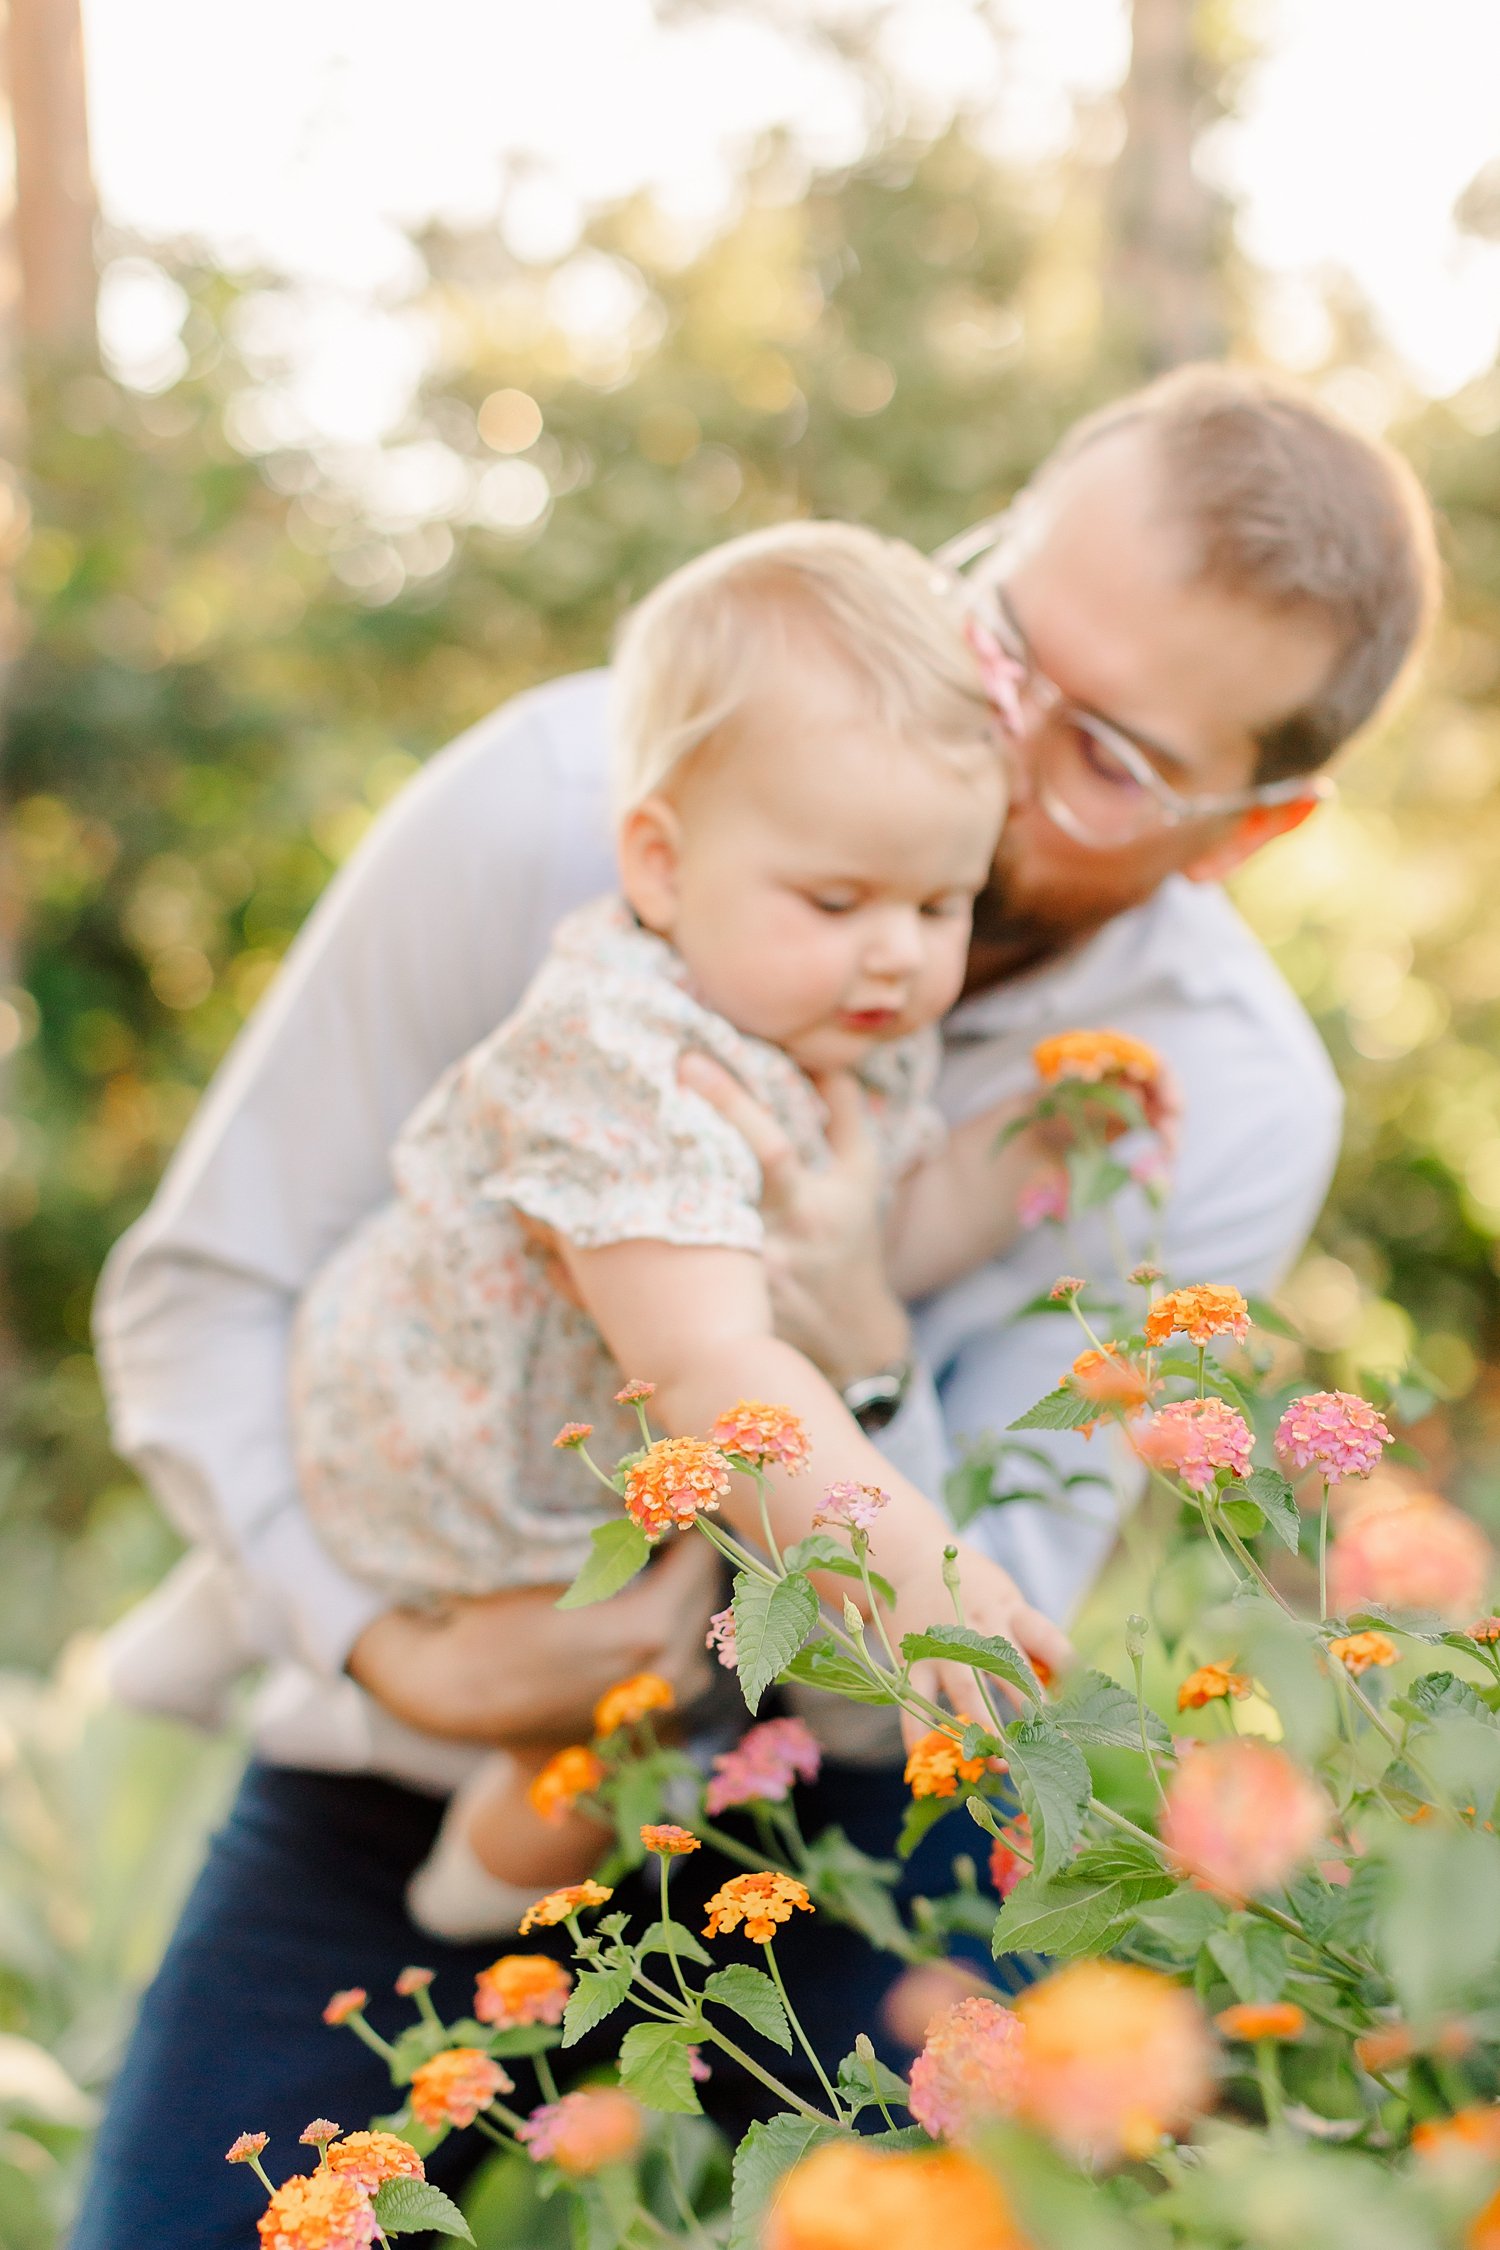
[290,520,1073,1936]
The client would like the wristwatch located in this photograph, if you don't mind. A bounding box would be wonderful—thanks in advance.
[841,1357,915,1435]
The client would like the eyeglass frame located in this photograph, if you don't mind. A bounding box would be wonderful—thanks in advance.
[932,509,1335,847]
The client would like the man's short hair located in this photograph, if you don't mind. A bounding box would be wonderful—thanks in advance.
[1041,364,1441,781]
[611,518,993,815]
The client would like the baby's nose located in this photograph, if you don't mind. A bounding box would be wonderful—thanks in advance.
[862,909,925,979]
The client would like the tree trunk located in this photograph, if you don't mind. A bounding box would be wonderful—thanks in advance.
[1104,0,1228,373]
[4,0,98,354]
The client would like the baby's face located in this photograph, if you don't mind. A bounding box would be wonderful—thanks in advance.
[624,649,1005,1075]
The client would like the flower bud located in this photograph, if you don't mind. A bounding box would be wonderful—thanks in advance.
[843,1597,864,1633]
[1125,1613,1150,1659]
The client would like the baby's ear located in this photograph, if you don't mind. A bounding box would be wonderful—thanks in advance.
[618,794,684,935]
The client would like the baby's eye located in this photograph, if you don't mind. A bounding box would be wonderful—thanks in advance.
[808,891,860,916]
[920,891,973,920]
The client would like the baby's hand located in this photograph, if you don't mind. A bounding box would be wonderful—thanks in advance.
[891,1543,1073,1754]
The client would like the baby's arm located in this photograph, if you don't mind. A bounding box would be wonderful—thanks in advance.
[885,1098,1049,1302]
[557,1236,1072,1709]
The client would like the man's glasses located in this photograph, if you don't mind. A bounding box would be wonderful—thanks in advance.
[934,512,1333,851]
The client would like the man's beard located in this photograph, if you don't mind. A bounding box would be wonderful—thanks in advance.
[963,870,1079,994]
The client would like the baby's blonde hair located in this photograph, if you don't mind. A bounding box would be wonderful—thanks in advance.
[611,519,995,816]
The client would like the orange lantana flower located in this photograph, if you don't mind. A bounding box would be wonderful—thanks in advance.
[257,2170,376,2250]
[324,2132,425,2193]
[518,2087,645,2176]
[709,1400,812,1474]
[1328,1630,1399,1676]
[765,2142,1025,2250]
[1468,1616,1500,1645]
[408,2048,513,2131]
[593,1671,674,1738]
[474,1954,573,2030]
[322,1988,368,2027]
[904,1722,989,1801]
[1013,1960,1215,2165]
[1214,2002,1306,2043]
[1143,1284,1250,1349]
[527,1745,605,1823]
[703,1870,813,1945]
[518,1879,614,1934]
[1033,1029,1162,1091]
[1070,1347,1153,1428]
[622,1435,733,1540]
[1176,1661,1251,1712]
[1413,2105,1500,2162]
[640,1823,700,1857]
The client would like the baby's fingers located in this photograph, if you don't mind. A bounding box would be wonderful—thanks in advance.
[1010,1604,1074,1687]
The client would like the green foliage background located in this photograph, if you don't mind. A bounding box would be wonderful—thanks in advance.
[5,50,1500,2244]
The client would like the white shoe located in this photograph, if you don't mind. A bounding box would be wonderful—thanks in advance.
[406,1759,540,1940]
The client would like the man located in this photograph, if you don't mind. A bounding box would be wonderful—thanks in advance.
[77,365,1436,2245]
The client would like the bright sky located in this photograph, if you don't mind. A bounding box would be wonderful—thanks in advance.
[78,0,1500,432]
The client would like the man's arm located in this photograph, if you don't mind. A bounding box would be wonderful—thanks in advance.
[94,675,617,1673]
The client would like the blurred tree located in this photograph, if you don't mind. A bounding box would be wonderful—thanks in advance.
[2,0,98,355]
[1103,0,1232,370]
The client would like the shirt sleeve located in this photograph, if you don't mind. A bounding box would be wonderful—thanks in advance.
[925,988,1344,1626]
[468,963,767,1253]
[93,677,618,1675]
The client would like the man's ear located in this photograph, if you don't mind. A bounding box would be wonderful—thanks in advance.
[1182,794,1321,885]
[618,794,684,934]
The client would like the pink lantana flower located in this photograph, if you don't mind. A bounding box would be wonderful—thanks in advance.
[705,1717,822,1815]
[813,1481,891,1534]
[1161,1738,1329,1902]
[1275,1391,1392,1483]
[705,1606,738,1670]
[1134,1398,1252,1494]
[908,1994,1025,2142]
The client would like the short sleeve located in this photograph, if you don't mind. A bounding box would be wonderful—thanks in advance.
[450,954,766,1253]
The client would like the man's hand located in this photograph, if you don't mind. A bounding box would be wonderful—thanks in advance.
[677,1054,912,1388]
[347,1533,719,1747]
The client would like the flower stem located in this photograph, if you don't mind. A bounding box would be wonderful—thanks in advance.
[1319,1480,1331,1621]
[659,1857,694,2008]
[1255,2038,1286,2133]
[534,2050,559,2104]
[765,1939,845,2119]
[1130,1648,1169,1808]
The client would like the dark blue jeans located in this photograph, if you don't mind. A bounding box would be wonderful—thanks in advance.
[72,1755,994,2249]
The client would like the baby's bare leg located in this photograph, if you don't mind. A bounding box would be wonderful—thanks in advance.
[465,1745,613,1890]
[407,1748,612,1940]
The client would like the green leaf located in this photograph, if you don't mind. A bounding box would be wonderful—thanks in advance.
[1246,1295,1301,1341]
[561,1963,633,2047]
[1206,1918,1289,2004]
[1380,1822,1500,2018]
[1050,1668,1170,1752]
[372,2178,475,2240]
[483,2023,564,2059]
[781,1638,896,1704]
[1393,1670,1491,1725]
[1008,1386,1100,1433]
[1065,1143,1132,1211]
[557,1517,651,1608]
[1132,1889,1228,1958]
[638,1918,713,1967]
[836,2048,910,2115]
[704,1962,792,2050]
[618,2020,705,2115]
[997,1860,1174,1959]
[1244,1466,1301,1554]
[1003,1719,1092,1880]
[783,1533,895,1607]
[732,1569,820,1714]
[900,1622,1041,1704]
[1220,1496,1266,1538]
[797,1825,910,1956]
[898,1788,965,1858]
[729,2116,844,2250]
